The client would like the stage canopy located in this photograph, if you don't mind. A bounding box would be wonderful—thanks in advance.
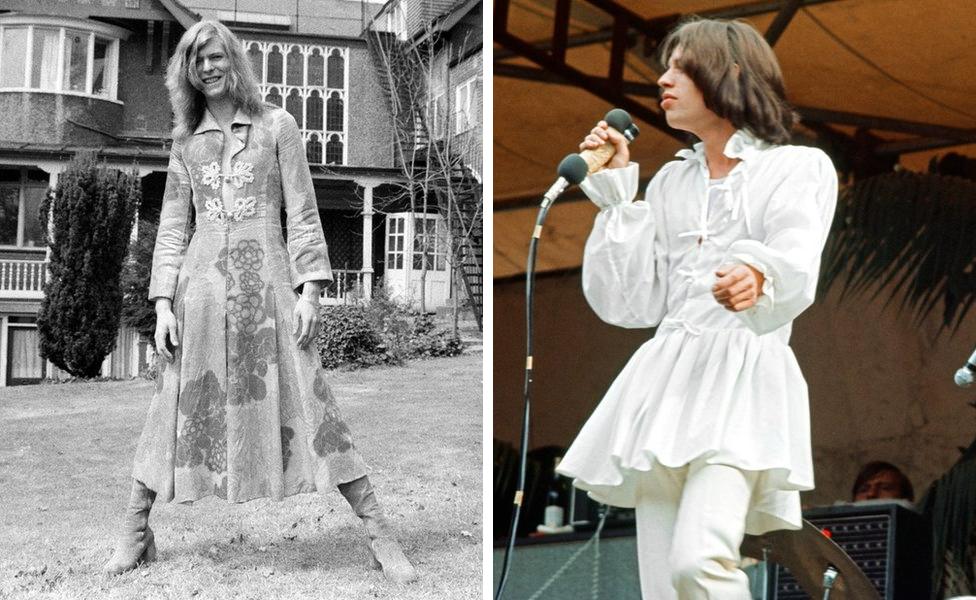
[493,0,976,279]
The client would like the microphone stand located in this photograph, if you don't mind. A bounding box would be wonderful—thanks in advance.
[494,111,637,600]
[493,178,565,600]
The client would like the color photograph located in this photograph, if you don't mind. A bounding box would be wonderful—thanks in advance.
[493,2,976,599]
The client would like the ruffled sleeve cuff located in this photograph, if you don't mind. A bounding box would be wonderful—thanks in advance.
[729,251,775,312]
[579,163,639,209]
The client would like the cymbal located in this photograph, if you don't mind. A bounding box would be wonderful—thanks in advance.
[741,520,881,600]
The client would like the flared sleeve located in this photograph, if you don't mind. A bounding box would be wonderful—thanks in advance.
[148,141,193,301]
[580,162,674,328]
[275,109,333,292]
[724,148,838,335]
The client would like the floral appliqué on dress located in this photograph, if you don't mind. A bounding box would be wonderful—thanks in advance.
[202,160,257,223]
[201,160,255,191]
[205,196,257,223]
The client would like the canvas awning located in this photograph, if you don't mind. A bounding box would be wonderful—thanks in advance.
[493,0,976,278]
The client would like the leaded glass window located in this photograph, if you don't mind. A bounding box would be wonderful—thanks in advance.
[325,134,342,165]
[308,49,324,86]
[266,45,283,84]
[246,42,263,80]
[327,49,343,89]
[242,39,348,165]
[306,90,323,130]
[286,45,303,86]
[326,91,343,132]
[307,134,323,164]
[286,88,303,129]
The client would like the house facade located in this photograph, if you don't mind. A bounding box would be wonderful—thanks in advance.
[0,0,483,385]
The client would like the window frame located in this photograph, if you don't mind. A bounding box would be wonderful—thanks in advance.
[453,75,477,134]
[0,169,50,250]
[243,38,349,166]
[0,15,126,103]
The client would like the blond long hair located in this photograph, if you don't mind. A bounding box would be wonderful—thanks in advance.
[167,20,264,141]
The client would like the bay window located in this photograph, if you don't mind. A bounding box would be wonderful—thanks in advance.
[0,15,126,102]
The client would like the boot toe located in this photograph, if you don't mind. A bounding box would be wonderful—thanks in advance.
[371,538,417,584]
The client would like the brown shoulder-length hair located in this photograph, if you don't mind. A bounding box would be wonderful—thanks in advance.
[166,20,264,141]
[659,18,798,145]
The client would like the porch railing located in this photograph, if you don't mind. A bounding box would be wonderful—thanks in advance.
[320,269,365,305]
[0,259,47,299]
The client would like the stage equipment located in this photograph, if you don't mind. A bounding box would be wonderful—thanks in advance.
[742,519,879,600]
[955,346,976,387]
[746,503,929,600]
[494,109,639,600]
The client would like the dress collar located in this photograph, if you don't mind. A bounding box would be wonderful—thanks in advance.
[193,107,253,135]
[674,129,769,164]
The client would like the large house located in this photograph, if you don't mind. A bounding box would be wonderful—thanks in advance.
[0,0,483,385]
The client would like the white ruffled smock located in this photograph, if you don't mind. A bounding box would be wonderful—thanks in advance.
[556,130,838,535]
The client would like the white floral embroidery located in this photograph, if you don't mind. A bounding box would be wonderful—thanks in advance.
[205,196,257,223]
[227,161,255,189]
[200,160,254,191]
[205,197,227,223]
[231,196,257,221]
[201,162,222,191]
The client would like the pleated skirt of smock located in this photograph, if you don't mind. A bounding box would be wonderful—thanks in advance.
[557,326,814,535]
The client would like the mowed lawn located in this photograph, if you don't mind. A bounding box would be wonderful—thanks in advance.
[0,353,482,600]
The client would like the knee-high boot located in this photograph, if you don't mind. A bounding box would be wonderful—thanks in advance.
[102,478,157,576]
[338,476,417,584]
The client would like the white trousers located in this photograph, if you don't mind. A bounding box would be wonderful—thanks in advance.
[634,458,758,600]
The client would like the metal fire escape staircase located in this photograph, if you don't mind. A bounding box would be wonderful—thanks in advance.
[366,28,483,330]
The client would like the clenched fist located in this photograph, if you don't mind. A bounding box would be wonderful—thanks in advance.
[712,264,765,312]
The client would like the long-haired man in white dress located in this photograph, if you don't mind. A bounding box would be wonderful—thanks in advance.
[557,18,838,599]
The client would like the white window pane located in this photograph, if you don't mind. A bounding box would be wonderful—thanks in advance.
[63,31,89,92]
[92,37,109,96]
[1,28,28,87]
[31,28,60,90]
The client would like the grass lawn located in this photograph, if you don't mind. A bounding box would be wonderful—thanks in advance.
[0,353,482,600]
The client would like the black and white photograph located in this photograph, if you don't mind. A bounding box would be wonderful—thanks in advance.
[493,2,976,599]
[0,0,482,598]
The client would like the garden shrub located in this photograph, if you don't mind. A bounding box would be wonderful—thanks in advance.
[120,218,159,343]
[406,313,464,358]
[316,287,467,370]
[317,303,396,369]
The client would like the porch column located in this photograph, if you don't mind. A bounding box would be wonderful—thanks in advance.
[0,316,8,387]
[358,179,377,301]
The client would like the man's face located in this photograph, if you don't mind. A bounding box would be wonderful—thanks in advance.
[657,47,711,132]
[193,37,231,101]
[853,470,904,501]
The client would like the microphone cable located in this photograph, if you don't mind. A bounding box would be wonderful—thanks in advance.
[494,109,638,600]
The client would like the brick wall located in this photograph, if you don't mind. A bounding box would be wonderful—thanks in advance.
[118,22,178,137]
[347,45,394,168]
[0,92,123,145]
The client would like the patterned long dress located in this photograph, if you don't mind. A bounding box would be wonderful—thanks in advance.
[132,106,368,504]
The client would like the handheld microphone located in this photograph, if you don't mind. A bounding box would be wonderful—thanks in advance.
[955,346,976,388]
[578,107,640,174]
[542,108,640,206]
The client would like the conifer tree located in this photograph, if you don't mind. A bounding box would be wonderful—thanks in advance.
[38,153,141,377]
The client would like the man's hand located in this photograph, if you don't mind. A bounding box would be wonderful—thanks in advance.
[712,264,765,312]
[579,120,630,170]
[154,301,179,362]
[294,281,324,349]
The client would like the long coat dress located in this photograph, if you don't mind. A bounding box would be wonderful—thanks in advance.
[132,105,368,504]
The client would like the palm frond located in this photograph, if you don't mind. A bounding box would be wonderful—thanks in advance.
[820,170,976,333]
